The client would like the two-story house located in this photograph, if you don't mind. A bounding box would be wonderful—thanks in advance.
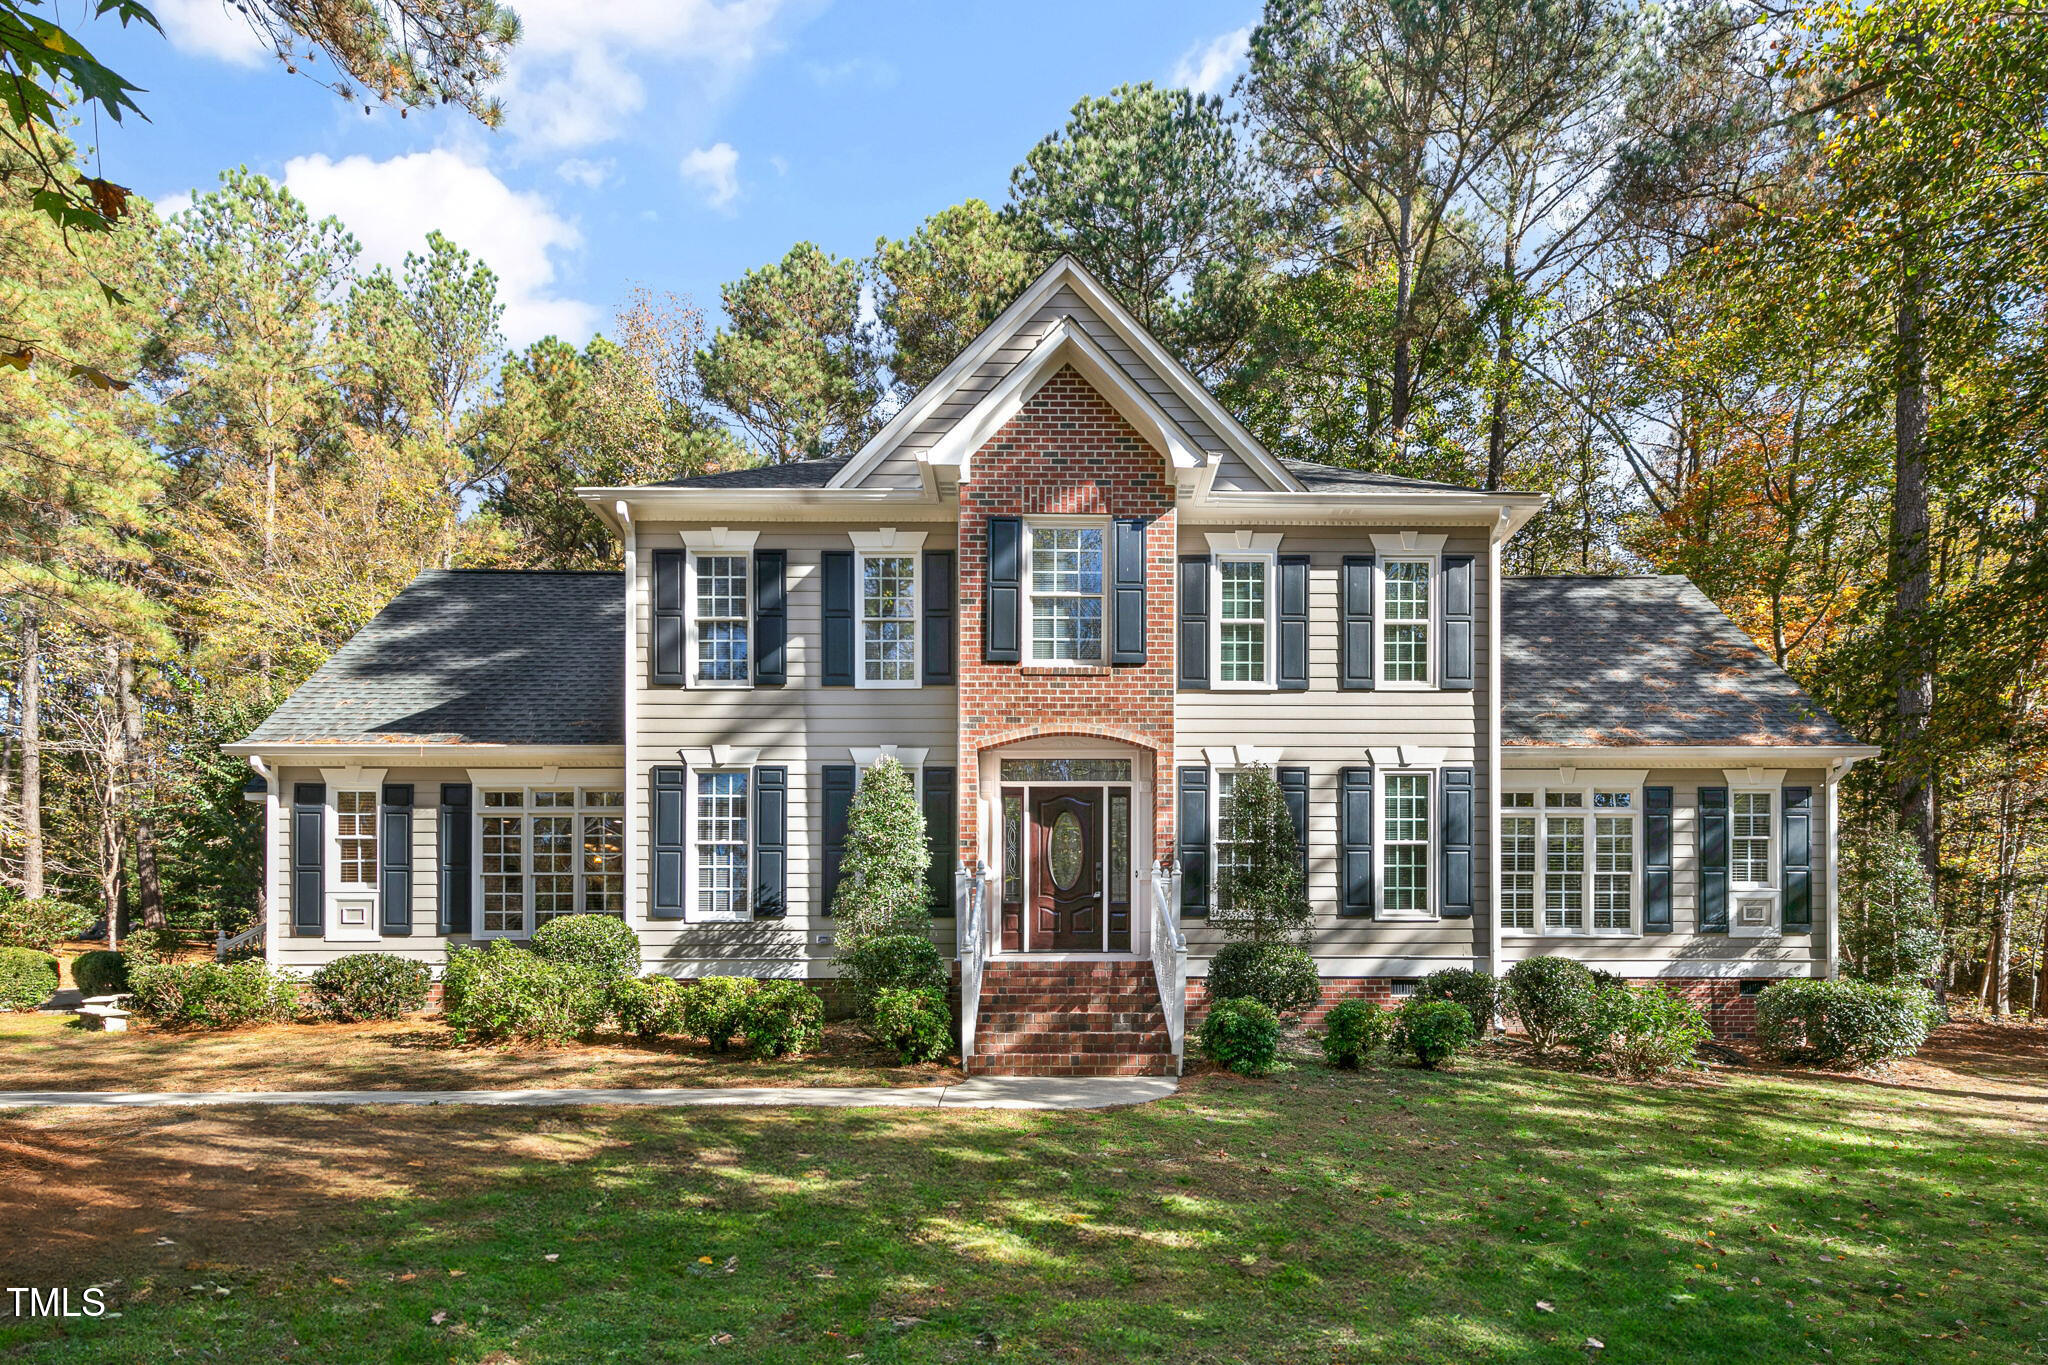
[227,258,1878,1075]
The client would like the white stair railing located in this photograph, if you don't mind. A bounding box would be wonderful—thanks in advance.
[959,861,988,1068]
[1149,861,1188,1069]
[216,923,262,961]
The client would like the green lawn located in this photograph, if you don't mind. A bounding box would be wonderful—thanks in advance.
[3,1047,2044,1363]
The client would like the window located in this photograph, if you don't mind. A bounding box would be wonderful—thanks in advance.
[1593,817,1634,930]
[475,787,628,937]
[334,790,378,886]
[1544,813,1586,930]
[479,789,525,935]
[1216,558,1270,685]
[1501,797,1536,932]
[581,790,625,915]
[1214,770,1253,907]
[859,553,918,685]
[1027,525,1105,663]
[691,553,749,684]
[1505,786,1639,936]
[1380,559,1432,685]
[1732,790,1774,887]
[695,771,750,918]
[1382,773,1430,914]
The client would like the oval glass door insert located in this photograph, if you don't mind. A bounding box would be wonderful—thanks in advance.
[1048,810,1084,890]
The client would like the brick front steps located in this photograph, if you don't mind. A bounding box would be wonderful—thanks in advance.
[968,961,1178,1077]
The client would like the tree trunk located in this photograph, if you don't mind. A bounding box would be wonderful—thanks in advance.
[1889,260,1938,898]
[18,612,42,900]
[100,646,127,936]
[116,646,166,929]
[1486,338,1511,491]
[1390,193,1415,449]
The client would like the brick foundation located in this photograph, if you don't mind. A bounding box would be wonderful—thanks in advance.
[1644,977,1763,1039]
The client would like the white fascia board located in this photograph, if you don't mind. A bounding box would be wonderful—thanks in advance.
[1502,744,1883,768]
[577,486,942,524]
[222,742,627,765]
[1182,491,1547,532]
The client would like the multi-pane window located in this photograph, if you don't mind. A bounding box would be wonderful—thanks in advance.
[1382,773,1430,913]
[1214,770,1252,907]
[693,554,749,683]
[1507,788,1638,935]
[335,790,378,886]
[1593,816,1634,930]
[581,789,625,915]
[1028,526,1104,663]
[477,789,627,936]
[1544,814,1586,930]
[1217,558,1269,684]
[1381,559,1431,684]
[531,791,577,927]
[1732,791,1774,885]
[695,771,750,918]
[1501,793,1537,931]
[480,789,526,935]
[860,554,917,684]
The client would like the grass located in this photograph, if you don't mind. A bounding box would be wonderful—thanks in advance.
[3,1035,2044,1363]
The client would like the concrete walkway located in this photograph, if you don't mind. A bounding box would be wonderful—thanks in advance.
[0,1075,1178,1111]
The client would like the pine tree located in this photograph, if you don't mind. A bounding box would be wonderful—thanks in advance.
[1214,763,1310,946]
[831,758,930,946]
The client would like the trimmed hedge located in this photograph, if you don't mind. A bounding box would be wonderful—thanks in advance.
[1504,956,1596,1051]
[1570,982,1710,1077]
[1755,978,1940,1068]
[441,943,606,1043]
[1199,996,1282,1076]
[840,933,947,1018]
[680,976,757,1051]
[128,961,299,1028]
[0,897,94,952]
[609,975,691,1038]
[1205,941,1322,1019]
[1319,999,1391,1069]
[740,979,824,1058]
[70,949,129,998]
[531,914,641,979]
[1417,968,1500,1036]
[310,953,433,1021]
[867,986,952,1063]
[0,946,59,1012]
[1394,997,1476,1069]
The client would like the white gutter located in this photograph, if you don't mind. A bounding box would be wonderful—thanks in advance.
[247,754,277,969]
[1825,758,1842,979]
[1503,744,1882,767]
[223,742,624,763]
[618,500,641,940]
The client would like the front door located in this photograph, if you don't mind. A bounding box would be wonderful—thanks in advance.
[1030,787,1102,950]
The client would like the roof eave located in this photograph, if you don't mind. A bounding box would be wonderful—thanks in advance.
[577,485,943,524]
[225,740,628,763]
[1183,490,1547,532]
[1502,743,1882,767]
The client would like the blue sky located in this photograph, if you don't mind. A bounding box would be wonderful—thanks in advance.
[91,0,1259,348]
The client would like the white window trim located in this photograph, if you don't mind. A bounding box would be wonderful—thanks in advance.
[325,785,384,942]
[1369,532,1445,692]
[1727,785,1782,894]
[1022,516,1111,668]
[1205,531,1283,691]
[1498,779,1644,939]
[1377,768,1438,921]
[850,528,927,690]
[688,767,754,924]
[680,529,759,692]
[470,786,629,939]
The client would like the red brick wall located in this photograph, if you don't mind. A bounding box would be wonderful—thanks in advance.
[954,365,1180,870]
[1188,977,1401,1029]
[1646,977,1762,1038]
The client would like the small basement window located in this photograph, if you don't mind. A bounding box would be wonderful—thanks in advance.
[1738,979,1769,996]
[1388,978,1419,998]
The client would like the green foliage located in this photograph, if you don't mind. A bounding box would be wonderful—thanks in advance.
[70,949,128,997]
[738,979,824,1058]
[831,759,931,945]
[1212,764,1310,946]
[0,896,93,951]
[1204,941,1321,1020]
[531,913,641,980]
[1319,998,1391,1069]
[0,946,58,1011]
[1755,978,1941,1069]
[1569,983,1711,1078]
[867,986,953,1064]
[679,976,758,1052]
[1417,968,1500,1037]
[873,200,1038,395]
[127,960,300,1028]
[608,976,691,1039]
[1840,825,1942,985]
[1199,996,1283,1076]
[440,943,606,1044]
[1504,956,1597,1051]
[309,953,433,1022]
[1393,997,1476,1069]
[840,931,947,1019]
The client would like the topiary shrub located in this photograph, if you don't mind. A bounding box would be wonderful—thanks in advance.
[680,976,758,1051]
[1394,997,1476,1069]
[840,932,947,1018]
[0,946,59,1011]
[1570,983,1710,1078]
[609,975,691,1038]
[127,961,300,1028]
[867,985,952,1063]
[1319,998,1391,1069]
[1417,968,1500,1036]
[310,953,433,1021]
[1199,996,1282,1076]
[440,942,606,1044]
[530,914,641,980]
[1211,764,1312,945]
[1755,978,1940,1068]
[1504,956,1596,1051]
[0,897,95,952]
[740,979,825,1058]
[71,949,129,998]
[1205,941,1322,1020]
[831,758,932,942]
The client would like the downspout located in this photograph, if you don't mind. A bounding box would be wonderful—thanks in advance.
[1825,758,1843,979]
[247,754,276,970]
[618,501,641,959]
[1485,510,1509,979]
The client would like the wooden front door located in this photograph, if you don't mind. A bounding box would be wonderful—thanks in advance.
[1030,787,1102,950]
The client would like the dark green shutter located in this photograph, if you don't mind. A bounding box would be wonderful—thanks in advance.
[380,783,413,935]
[754,550,787,686]
[1783,786,1812,932]
[1340,768,1374,916]
[1441,554,1475,690]
[1111,518,1148,665]
[1698,786,1729,933]
[753,765,787,918]
[652,549,686,686]
[1341,555,1375,690]
[820,764,856,916]
[1644,786,1673,933]
[1440,767,1474,917]
[1279,767,1310,877]
[1178,556,1210,689]
[1177,766,1209,915]
[438,783,472,934]
[985,516,1022,663]
[1278,555,1310,690]
[652,764,687,919]
[820,550,855,687]
[923,766,957,916]
[922,550,955,684]
[292,782,325,936]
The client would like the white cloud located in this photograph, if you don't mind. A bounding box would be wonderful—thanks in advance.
[153,190,193,222]
[283,149,598,345]
[1172,25,1252,97]
[679,142,741,212]
[156,0,270,68]
[803,55,896,90]
[556,157,615,189]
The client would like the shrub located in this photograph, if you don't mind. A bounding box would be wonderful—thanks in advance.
[1206,941,1322,1020]
[1840,826,1941,985]
[71,949,129,997]
[0,897,94,952]
[441,943,606,1044]
[1394,997,1476,1069]
[531,914,641,980]
[1504,956,1596,1051]
[680,976,758,1051]
[127,961,299,1027]
[840,932,948,1018]
[1417,968,1500,1037]
[867,986,952,1063]
[609,975,691,1038]
[832,758,932,942]
[1199,996,1283,1076]
[1755,978,1940,1068]
[1319,999,1391,1069]
[1570,983,1711,1078]
[1211,764,1312,945]
[310,953,432,1021]
[121,926,187,968]
[740,979,825,1058]
[0,947,59,1011]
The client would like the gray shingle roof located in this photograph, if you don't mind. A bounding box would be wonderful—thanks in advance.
[653,458,849,489]
[242,570,624,747]
[1501,575,1861,748]
[1276,455,1492,494]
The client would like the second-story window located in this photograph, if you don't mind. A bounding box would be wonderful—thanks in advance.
[1381,559,1432,684]
[1028,524,1104,663]
[1216,558,1270,685]
[860,552,918,685]
[692,553,749,684]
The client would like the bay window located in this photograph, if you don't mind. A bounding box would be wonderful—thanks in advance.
[474,787,629,938]
[1026,523,1106,664]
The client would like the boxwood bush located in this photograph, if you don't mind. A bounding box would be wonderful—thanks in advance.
[1570,982,1711,1077]
[867,985,952,1063]
[1394,997,1477,1068]
[1319,998,1391,1069]
[70,949,129,998]
[1417,968,1500,1036]
[310,953,433,1021]
[1504,956,1596,1051]
[441,943,606,1044]
[609,975,691,1038]
[680,976,758,1051]
[0,896,94,952]
[839,933,947,1018]
[1755,978,1940,1068]
[128,961,300,1028]
[740,979,825,1058]
[530,914,641,979]
[1199,996,1282,1076]
[0,946,59,1012]
[1205,941,1322,1020]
